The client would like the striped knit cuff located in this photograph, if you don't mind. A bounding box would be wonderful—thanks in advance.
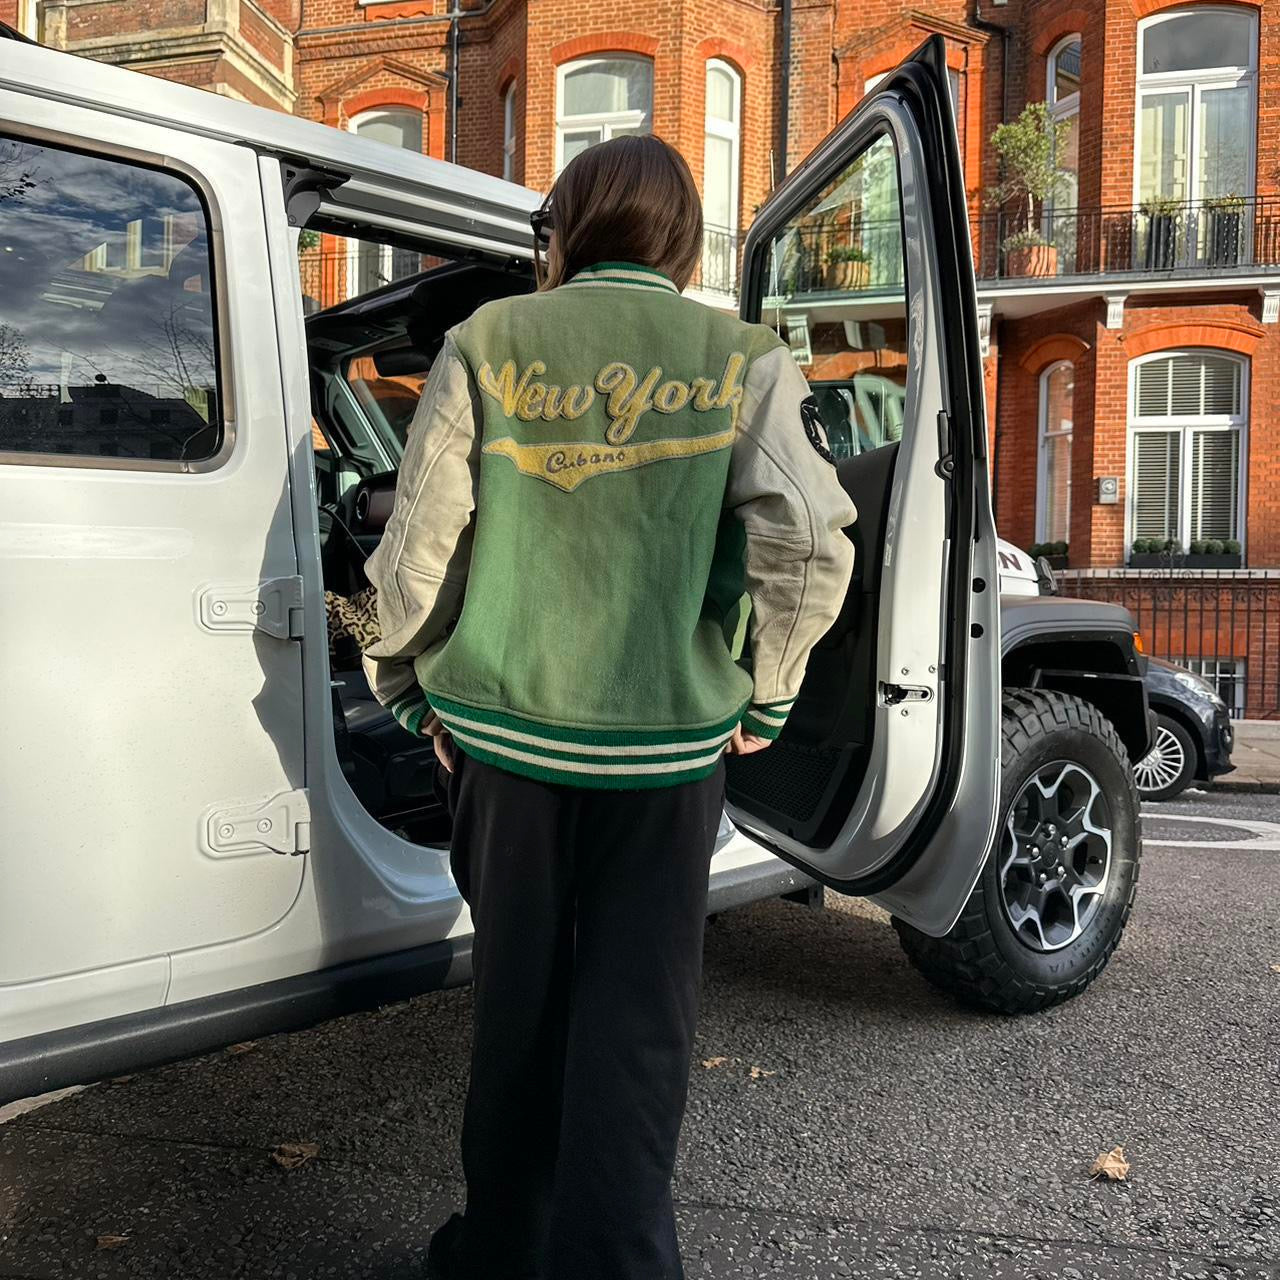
[388,687,432,737]
[740,699,795,741]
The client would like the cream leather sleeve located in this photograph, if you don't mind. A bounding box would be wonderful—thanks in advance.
[362,333,481,735]
[726,343,856,739]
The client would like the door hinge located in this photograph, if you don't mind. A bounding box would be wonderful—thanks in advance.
[199,577,304,640]
[204,789,311,857]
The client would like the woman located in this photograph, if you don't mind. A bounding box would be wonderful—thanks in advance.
[362,135,854,1279]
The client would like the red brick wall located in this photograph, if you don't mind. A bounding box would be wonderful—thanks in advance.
[996,295,1278,569]
[0,0,19,27]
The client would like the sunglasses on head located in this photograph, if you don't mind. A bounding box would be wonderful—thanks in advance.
[530,200,554,246]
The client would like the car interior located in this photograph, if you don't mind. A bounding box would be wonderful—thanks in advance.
[309,239,911,853]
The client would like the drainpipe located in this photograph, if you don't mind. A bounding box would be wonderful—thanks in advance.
[778,0,792,181]
[447,2,463,164]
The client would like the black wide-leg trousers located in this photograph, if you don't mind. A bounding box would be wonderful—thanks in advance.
[443,748,726,1280]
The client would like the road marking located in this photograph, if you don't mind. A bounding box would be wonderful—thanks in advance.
[1141,811,1280,851]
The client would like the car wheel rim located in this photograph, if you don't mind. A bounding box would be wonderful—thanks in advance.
[998,761,1113,953]
[1134,725,1185,795]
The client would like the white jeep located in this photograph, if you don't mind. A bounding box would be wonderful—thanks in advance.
[0,27,1149,1105]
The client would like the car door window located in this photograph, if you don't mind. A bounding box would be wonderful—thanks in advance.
[761,133,907,462]
[0,134,221,466]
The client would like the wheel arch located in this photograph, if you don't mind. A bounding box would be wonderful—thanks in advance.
[1000,598,1152,765]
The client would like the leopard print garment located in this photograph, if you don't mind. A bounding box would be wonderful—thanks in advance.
[325,585,381,664]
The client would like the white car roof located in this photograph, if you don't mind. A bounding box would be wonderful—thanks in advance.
[0,38,542,257]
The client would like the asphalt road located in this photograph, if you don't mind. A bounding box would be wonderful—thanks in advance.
[2,788,1278,1280]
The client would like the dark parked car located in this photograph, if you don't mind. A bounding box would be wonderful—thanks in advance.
[1134,656,1235,801]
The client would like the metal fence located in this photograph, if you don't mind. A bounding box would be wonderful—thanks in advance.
[1058,568,1280,718]
[975,195,1280,282]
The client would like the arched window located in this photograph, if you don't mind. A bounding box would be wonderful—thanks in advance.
[1037,361,1074,545]
[502,82,517,182]
[1136,9,1256,218]
[1044,35,1075,249]
[1128,350,1247,553]
[348,110,424,295]
[555,57,653,173]
[702,60,741,295]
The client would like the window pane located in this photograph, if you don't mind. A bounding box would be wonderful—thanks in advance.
[1199,86,1250,200]
[1131,430,1181,541]
[0,135,220,462]
[1189,428,1239,540]
[707,65,736,122]
[1142,11,1253,74]
[704,134,734,228]
[1200,354,1241,414]
[354,111,422,153]
[1136,353,1241,418]
[562,59,653,117]
[1139,92,1189,201]
[1040,364,1073,544]
[561,129,600,165]
[1053,39,1082,101]
[762,133,906,460]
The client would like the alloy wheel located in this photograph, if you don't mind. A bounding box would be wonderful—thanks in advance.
[998,761,1113,953]
[1133,724,1186,796]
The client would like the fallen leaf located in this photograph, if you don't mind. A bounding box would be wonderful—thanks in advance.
[1089,1146,1131,1181]
[96,1235,129,1250]
[270,1141,319,1170]
[1269,963,1280,974]
[108,1075,134,1086]
[226,1041,258,1056]
[700,1056,731,1069]
[749,1066,777,1080]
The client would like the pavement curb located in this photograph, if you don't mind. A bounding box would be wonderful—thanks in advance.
[1207,780,1280,795]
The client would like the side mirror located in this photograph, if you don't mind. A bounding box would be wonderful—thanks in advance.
[1035,556,1060,597]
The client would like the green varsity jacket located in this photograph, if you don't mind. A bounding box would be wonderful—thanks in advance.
[362,261,855,789]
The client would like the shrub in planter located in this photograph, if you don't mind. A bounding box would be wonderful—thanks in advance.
[824,245,871,290]
[1204,194,1244,267]
[1003,230,1059,278]
[1140,194,1182,269]
[1225,539,1242,557]
[985,104,1070,278]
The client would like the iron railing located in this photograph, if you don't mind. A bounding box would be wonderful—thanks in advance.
[691,223,741,298]
[975,196,1280,282]
[1058,567,1280,719]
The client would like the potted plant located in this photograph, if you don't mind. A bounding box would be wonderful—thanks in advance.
[1139,193,1182,270]
[1186,537,1243,568]
[1003,229,1058,279]
[824,244,871,290]
[1029,540,1069,569]
[1129,535,1183,567]
[1203,193,1245,267]
[985,103,1070,280]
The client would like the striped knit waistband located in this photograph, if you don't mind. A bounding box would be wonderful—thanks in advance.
[425,692,748,790]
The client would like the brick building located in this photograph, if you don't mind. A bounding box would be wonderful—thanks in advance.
[7,0,1280,713]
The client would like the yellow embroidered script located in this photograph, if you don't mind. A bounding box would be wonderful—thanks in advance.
[476,353,746,492]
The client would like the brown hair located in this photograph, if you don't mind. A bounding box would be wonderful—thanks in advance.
[536,135,704,292]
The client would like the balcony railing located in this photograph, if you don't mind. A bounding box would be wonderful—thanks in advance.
[975,196,1280,282]
[691,223,741,299]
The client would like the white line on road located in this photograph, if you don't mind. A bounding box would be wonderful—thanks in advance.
[1141,811,1280,851]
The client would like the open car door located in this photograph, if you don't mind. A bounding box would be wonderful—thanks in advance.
[725,36,1001,936]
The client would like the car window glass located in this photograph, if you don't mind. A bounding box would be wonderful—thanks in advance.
[0,135,221,464]
[761,132,907,460]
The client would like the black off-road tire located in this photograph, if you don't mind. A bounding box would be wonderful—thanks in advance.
[892,689,1141,1015]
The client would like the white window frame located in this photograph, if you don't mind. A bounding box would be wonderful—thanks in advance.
[16,0,42,39]
[1132,7,1258,208]
[1125,349,1249,553]
[345,109,424,297]
[502,82,517,182]
[554,56,654,175]
[1036,359,1074,543]
[703,59,742,237]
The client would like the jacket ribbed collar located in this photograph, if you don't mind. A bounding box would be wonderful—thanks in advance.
[561,261,680,295]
